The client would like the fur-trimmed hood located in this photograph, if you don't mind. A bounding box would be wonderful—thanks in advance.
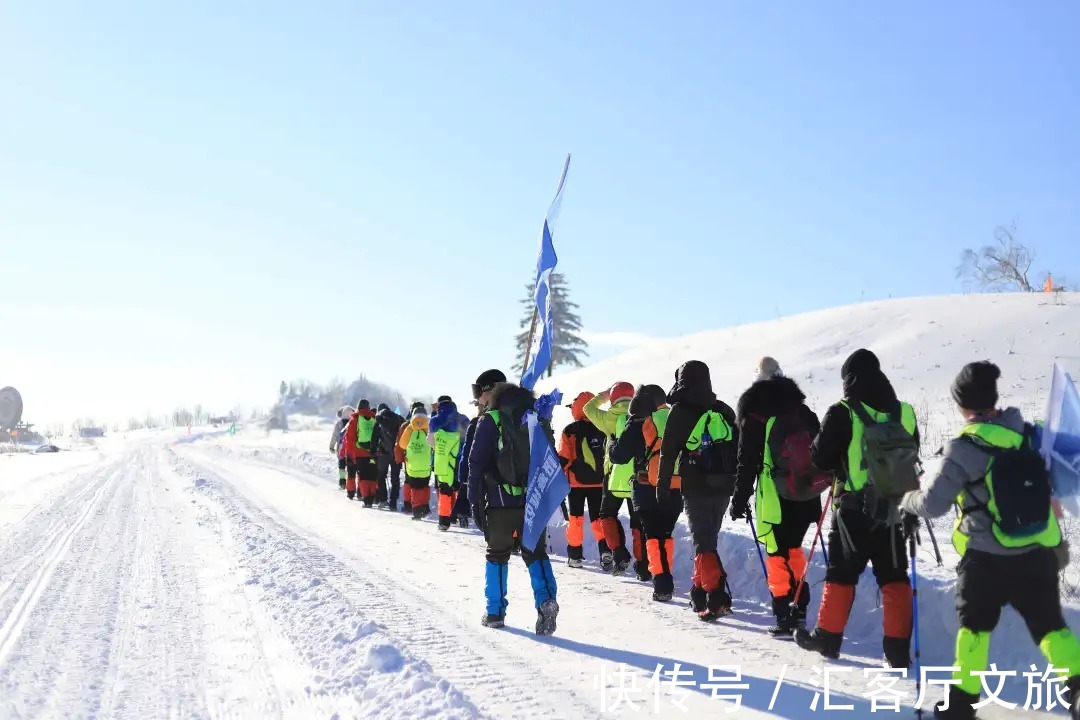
[737,376,807,422]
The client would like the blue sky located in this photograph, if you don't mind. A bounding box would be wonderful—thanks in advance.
[2,1,1078,425]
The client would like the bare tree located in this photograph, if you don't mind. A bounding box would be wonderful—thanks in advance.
[957,223,1036,292]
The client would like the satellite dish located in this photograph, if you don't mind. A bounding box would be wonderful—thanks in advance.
[0,387,24,430]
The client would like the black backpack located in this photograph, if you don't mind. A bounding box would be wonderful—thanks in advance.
[683,410,739,477]
[768,411,832,501]
[964,424,1052,540]
[492,409,532,488]
[572,425,606,486]
[377,412,405,455]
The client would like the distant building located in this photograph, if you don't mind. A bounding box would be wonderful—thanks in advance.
[79,427,106,438]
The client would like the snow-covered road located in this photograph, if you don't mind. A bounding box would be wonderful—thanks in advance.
[0,434,1064,718]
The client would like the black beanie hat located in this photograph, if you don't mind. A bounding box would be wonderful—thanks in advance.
[841,349,880,384]
[437,395,452,405]
[472,369,507,399]
[410,401,426,412]
[376,403,389,413]
[357,399,371,410]
[952,361,1001,411]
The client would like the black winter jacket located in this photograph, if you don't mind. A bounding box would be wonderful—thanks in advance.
[657,361,738,498]
[732,376,821,510]
[811,349,920,479]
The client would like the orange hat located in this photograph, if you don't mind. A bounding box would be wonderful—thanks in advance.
[568,391,595,421]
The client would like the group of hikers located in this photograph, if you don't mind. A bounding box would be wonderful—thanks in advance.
[329,352,1080,719]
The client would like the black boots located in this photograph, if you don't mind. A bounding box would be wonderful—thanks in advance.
[932,687,978,719]
[883,636,911,670]
[794,627,843,660]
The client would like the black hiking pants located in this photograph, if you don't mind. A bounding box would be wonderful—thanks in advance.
[375,453,401,505]
[485,507,547,566]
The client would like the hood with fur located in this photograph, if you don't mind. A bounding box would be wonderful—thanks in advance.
[737,376,807,422]
[490,383,536,426]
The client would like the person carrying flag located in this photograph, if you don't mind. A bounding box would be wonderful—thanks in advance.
[902,361,1080,719]
[468,376,559,635]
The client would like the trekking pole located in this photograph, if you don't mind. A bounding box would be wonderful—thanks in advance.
[924,521,943,567]
[909,531,923,718]
[746,510,770,587]
[790,488,833,614]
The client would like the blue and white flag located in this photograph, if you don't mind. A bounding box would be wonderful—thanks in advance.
[520,154,571,391]
[522,390,570,552]
[1041,363,1080,515]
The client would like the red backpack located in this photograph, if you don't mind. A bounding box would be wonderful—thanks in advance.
[766,411,832,501]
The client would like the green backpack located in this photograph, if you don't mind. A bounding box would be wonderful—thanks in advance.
[848,401,920,512]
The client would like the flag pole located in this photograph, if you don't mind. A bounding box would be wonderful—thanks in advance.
[520,307,539,383]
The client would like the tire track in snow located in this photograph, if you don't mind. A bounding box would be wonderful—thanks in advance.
[177,447,600,720]
[0,461,114,667]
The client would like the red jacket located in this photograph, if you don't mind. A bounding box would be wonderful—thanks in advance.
[343,408,378,460]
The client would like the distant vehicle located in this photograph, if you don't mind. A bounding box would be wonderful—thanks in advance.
[79,427,106,439]
[33,444,61,454]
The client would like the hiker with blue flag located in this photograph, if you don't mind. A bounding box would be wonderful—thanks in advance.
[901,361,1080,720]
[467,372,559,635]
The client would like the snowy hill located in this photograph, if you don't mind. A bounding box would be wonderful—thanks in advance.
[544,292,1080,448]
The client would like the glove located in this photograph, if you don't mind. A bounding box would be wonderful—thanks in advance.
[656,484,671,503]
[1055,541,1071,570]
[901,511,920,538]
[472,503,486,532]
[534,391,563,422]
[729,497,750,522]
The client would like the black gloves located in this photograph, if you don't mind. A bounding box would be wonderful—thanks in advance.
[901,511,921,538]
[729,497,751,522]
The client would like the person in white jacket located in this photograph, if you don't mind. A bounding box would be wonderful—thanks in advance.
[329,406,353,489]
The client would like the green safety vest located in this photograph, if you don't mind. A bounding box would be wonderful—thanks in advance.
[951,422,1062,557]
[840,400,917,492]
[488,410,525,497]
[608,414,635,498]
[754,416,785,554]
[355,416,376,449]
[434,428,460,483]
[405,427,432,478]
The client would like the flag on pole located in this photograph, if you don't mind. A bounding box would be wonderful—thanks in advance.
[519,155,573,552]
[1041,363,1080,515]
[520,154,571,391]
[522,390,570,552]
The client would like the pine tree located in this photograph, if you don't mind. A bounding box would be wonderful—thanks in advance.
[514,272,589,377]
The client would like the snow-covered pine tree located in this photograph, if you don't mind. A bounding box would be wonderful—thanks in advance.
[514,272,589,377]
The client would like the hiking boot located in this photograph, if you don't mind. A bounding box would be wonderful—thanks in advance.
[612,557,630,576]
[346,491,355,501]
[599,552,614,573]
[767,610,796,638]
[1066,675,1080,720]
[377,501,389,510]
[933,687,979,719]
[457,516,470,529]
[438,524,449,532]
[689,586,707,613]
[697,607,732,623]
[883,636,911,670]
[481,613,505,629]
[794,627,843,660]
[535,599,559,636]
[402,502,412,513]
[567,558,584,569]
[652,591,673,602]
[634,560,652,582]
[339,479,347,490]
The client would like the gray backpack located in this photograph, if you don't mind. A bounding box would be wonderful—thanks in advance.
[848,401,920,516]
